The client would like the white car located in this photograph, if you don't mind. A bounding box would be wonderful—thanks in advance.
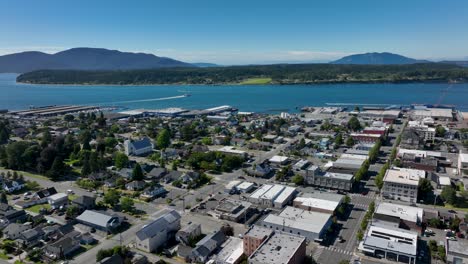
[446,237,456,241]
[67,189,74,194]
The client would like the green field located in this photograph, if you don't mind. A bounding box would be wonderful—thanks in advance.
[239,77,272,85]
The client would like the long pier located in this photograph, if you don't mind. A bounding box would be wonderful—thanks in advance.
[11,105,100,117]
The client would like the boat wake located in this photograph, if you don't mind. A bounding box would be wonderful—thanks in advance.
[99,95,188,104]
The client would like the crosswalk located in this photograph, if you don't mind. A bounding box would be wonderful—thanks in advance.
[312,246,325,260]
[314,246,353,260]
[350,193,378,199]
[327,247,353,255]
[352,203,370,210]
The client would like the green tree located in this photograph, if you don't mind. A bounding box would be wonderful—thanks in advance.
[156,129,171,149]
[104,189,120,207]
[375,162,389,190]
[132,163,144,181]
[441,186,457,205]
[66,205,80,218]
[347,116,361,131]
[345,137,355,147]
[41,130,52,148]
[291,175,304,186]
[0,192,7,204]
[120,196,135,212]
[89,151,100,173]
[47,156,65,180]
[334,133,343,146]
[81,158,91,176]
[418,178,433,202]
[435,125,446,137]
[114,152,129,169]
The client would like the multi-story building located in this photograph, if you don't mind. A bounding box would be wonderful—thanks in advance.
[382,168,424,203]
[243,226,273,257]
[458,152,468,176]
[248,184,297,208]
[305,171,354,191]
[260,206,332,241]
[135,209,181,252]
[358,225,418,264]
[374,202,424,232]
[446,239,468,264]
[248,232,306,264]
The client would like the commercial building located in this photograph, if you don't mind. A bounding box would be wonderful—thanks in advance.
[293,194,343,214]
[268,155,290,165]
[410,107,453,121]
[351,133,382,144]
[358,225,418,264]
[363,126,387,135]
[214,198,252,222]
[382,168,425,203]
[458,152,468,176]
[215,237,244,264]
[446,239,468,264]
[243,225,273,256]
[260,206,332,241]
[374,203,423,232]
[249,184,297,208]
[306,171,354,191]
[408,121,436,141]
[292,159,310,170]
[135,209,181,252]
[332,154,368,171]
[218,146,248,158]
[76,210,121,233]
[248,232,306,264]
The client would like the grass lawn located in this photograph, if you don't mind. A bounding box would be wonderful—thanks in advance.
[239,77,272,85]
[68,194,78,201]
[26,203,51,214]
[0,251,9,260]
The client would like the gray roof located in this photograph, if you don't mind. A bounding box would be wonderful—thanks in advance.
[76,210,117,228]
[447,239,468,256]
[136,209,181,241]
[196,230,226,248]
[131,137,152,150]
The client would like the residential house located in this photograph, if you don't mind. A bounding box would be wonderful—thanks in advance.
[126,181,146,191]
[3,223,31,239]
[0,209,27,226]
[3,179,25,193]
[71,195,96,210]
[164,171,183,183]
[17,227,44,248]
[44,236,81,260]
[47,193,69,209]
[246,163,272,178]
[191,230,226,263]
[140,185,167,200]
[135,209,181,252]
[147,167,167,180]
[176,223,202,246]
[124,137,153,156]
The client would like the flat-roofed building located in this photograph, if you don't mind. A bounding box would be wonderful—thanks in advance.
[269,155,290,165]
[249,184,297,208]
[260,206,332,241]
[214,198,252,223]
[333,154,367,171]
[243,225,273,256]
[306,171,354,191]
[292,159,310,170]
[236,182,255,193]
[374,203,423,232]
[446,239,468,264]
[359,225,418,264]
[215,237,244,264]
[351,133,382,144]
[248,232,306,264]
[363,126,387,135]
[218,146,247,158]
[458,152,468,176]
[293,195,342,214]
[382,168,425,203]
[411,108,453,121]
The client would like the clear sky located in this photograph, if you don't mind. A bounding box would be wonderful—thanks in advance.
[1,0,467,64]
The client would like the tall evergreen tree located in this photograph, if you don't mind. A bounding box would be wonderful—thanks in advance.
[132,163,144,181]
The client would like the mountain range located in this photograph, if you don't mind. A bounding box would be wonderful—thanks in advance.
[0,47,192,73]
[1,48,467,73]
[330,52,430,65]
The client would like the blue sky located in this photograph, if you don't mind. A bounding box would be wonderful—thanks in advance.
[1,0,467,64]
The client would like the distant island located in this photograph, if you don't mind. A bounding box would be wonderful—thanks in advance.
[16,63,468,85]
[330,52,429,65]
[0,47,192,73]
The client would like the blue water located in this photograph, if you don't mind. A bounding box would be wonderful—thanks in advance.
[2,73,468,112]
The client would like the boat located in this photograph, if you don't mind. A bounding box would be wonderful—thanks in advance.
[183,93,192,97]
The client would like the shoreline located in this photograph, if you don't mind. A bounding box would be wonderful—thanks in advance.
[15,79,464,87]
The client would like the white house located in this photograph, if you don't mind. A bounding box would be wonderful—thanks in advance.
[124,137,153,156]
[135,209,181,252]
